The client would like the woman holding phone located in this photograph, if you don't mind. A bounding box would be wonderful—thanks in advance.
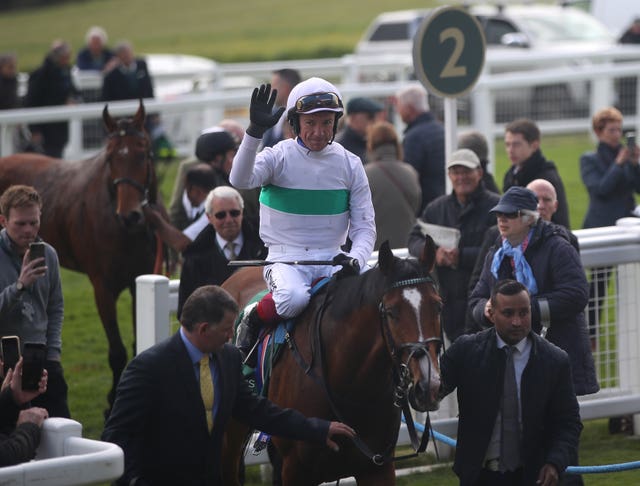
[580,107,640,347]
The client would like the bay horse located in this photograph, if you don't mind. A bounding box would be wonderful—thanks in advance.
[0,101,159,408]
[222,239,442,485]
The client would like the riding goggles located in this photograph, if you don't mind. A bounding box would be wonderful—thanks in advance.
[294,92,343,113]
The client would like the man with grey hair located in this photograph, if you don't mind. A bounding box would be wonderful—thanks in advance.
[395,83,445,212]
[177,185,266,317]
[468,186,598,398]
[76,26,115,71]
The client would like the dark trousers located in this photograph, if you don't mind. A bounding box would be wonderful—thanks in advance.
[475,467,523,485]
[587,266,612,338]
[30,360,70,418]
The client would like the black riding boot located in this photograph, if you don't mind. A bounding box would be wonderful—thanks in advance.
[235,304,263,367]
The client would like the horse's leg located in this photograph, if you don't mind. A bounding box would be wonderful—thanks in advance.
[354,464,396,485]
[91,279,127,416]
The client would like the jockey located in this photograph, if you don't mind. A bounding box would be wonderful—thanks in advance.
[230,77,376,364]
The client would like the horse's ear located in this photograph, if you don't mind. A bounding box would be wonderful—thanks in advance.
[378,240,395,276]
[133,99,146,128]
[420,235,436,274]
[102,104,117,133]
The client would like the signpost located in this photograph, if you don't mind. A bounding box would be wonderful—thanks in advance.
[413,6,486,193]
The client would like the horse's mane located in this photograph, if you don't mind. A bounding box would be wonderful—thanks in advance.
[326,255,426,320]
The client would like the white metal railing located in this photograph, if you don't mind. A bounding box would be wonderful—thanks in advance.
[135,219,640,465]
[2,52,639,163]
[0,418,123,485]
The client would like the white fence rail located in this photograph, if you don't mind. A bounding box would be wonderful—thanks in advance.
[135,219,640,466]
[2,50,640,165]
[0,418,123,485]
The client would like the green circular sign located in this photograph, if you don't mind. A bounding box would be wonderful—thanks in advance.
[413,6,486,98]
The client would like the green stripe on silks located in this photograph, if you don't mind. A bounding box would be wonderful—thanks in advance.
[260,185,349,215]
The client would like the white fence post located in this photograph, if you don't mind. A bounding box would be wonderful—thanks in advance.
[615,218,640,433]
[135,275,170,354]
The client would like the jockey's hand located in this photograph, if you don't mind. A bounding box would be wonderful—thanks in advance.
[332,253,360,279]
[247,84,285,139]
[325,421,356,452]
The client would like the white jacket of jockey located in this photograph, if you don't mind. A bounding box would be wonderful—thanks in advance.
[230,133,376,270]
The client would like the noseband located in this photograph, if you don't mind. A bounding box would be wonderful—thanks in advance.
[108,127,153,202]
[379,275,443,405]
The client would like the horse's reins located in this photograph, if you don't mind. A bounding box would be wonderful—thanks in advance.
[284,274,442,466]
[378,276,443,462]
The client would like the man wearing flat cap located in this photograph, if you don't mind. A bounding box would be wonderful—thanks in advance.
[408,148,500,341]
[169,128,238,230]
[335,96,384,164]
[468,186,598,397]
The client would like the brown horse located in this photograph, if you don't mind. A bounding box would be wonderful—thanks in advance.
[222,239,442,485]
[0,101,159,408]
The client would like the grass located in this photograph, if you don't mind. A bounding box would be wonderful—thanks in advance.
[0,0,441,72]
[4,0,638,483]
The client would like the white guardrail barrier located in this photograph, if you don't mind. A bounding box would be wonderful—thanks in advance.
[0,418,123,485]
[136,218,640,467]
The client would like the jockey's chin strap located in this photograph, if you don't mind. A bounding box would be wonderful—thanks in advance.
[284,274,441,466]
[379,276,443,462]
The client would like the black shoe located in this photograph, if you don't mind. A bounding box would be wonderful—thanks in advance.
[236,303,262,366]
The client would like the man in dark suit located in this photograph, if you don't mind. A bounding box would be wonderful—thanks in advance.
[440,280,582,486]
[178,185,266,317]
[102,285,354,486]
[101,41,153,102]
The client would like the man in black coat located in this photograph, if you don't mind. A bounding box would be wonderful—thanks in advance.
[441,280,582,486]
[408,149,499,341]
[396,84,445,213]
[178,185,266,317]
[101,41,153,102]
[102,285,354,486]
[502,118,570,228]
[24,41,80,158]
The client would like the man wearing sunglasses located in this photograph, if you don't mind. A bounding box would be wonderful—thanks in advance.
[177,186,266,318]
[230,77,376,365]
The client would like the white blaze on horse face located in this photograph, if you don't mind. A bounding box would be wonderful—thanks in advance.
[402,287,423,341]
[119,146,129,156]
[419,354,441,390]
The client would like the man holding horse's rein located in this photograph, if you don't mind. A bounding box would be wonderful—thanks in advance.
[0,185,70,418]
[230,78,376,364]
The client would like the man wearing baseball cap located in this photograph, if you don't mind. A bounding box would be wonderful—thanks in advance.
[408,148,499,341]
[335,96,384,164]
[468,186,598,397]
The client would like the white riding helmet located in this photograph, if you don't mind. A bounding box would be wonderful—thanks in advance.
[286,77,344,138]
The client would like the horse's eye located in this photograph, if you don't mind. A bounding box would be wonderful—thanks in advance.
[385,306,400,320]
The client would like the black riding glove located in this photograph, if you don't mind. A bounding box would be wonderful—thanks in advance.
[332,253,360,279]
[246,84,285,139]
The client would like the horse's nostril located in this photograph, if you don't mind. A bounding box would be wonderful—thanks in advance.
[120,211,143,227]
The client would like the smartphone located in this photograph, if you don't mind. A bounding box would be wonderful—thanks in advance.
[1,336,21,377]
[21,342,46,391]
[29,242,45,263]
[626,131,636,150]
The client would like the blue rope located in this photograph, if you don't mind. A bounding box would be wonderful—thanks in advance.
[402,417,640,474]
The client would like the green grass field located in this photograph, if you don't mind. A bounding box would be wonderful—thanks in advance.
[2,0,639,484]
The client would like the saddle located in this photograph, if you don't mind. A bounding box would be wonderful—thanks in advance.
[238,277,331,397]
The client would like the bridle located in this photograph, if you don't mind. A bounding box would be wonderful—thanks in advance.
[377,275,443,462]
[108,126,153,203]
